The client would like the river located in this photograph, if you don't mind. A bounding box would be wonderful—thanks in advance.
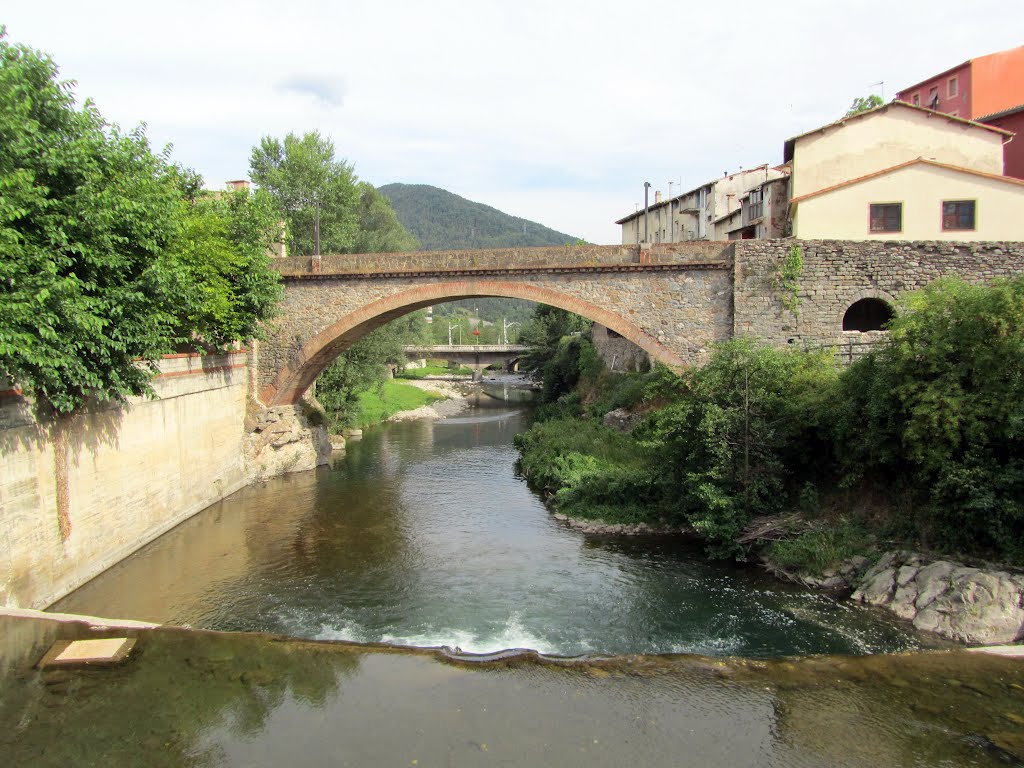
[5,383,1019,766]
[52,385,933,658]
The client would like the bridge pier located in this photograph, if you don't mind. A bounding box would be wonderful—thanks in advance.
[243,404,332,480]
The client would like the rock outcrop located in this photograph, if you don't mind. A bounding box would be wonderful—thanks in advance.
[244,405,331,481]
[851,552,1024,645]
[551,512,690,536]
[602,408,645,433]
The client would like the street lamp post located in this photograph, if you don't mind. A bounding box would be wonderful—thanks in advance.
[502,318,520,344]
[447,319,463,346]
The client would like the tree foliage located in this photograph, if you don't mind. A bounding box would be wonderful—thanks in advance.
[845,94,884,117]
[0,31,283,413]
[316,314,427,429]
[350,182,420,254]
[0,32,182,412]
[165,185,283,348]
[641,340,839,553]
[249,131,360,256]
[834,278,1024,559]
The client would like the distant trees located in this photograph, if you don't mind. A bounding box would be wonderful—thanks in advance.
[845,94,884,117]
[377,183,582,250]
[249,132,417,256]
[0,30,281,414]
[351,183,419,253]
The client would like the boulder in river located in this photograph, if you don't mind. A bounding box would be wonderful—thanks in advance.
[851,552,1024,645]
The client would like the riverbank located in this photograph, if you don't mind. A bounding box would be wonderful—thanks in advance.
[518,410,1024,646]
[385,379,475,421]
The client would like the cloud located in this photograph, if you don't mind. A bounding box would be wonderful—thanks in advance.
[277,75,346,108]
[4,0,1024,244]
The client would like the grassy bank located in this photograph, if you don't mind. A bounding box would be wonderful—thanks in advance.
[397,363,472,378]
[350,380,444,429]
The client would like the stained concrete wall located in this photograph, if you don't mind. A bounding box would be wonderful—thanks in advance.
[0,351,250,610]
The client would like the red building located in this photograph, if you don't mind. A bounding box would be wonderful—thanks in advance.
[896,44,1024,119]
[897,45,1024,180]
[980,104,1024,180]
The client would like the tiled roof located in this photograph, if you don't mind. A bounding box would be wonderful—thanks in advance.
[788,158,1024,207]
[783,101,1012,162]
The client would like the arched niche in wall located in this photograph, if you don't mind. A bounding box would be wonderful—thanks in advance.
[842,297,895,332]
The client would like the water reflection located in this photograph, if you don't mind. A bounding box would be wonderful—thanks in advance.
[55,392,936,658]
[1,616,1020,768]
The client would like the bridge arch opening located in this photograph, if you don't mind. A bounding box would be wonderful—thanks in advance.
[842,297,894,332]
[260,280,686,406]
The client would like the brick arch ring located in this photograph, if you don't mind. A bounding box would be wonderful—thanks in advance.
[259,279,687,406]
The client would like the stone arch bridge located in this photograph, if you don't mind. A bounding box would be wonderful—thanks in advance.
[255,240,1024,407]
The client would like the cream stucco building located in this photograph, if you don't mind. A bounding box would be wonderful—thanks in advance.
[786,102,1024,240]
[790,159,1024,240]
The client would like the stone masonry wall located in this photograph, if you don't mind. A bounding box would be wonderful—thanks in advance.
[260,243,736,405]
[733,239,1024,348]
[591,324,651,372]
[261,239,1024,405]
[0,351,250,609]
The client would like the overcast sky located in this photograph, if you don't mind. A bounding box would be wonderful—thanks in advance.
[5,1,1022,244]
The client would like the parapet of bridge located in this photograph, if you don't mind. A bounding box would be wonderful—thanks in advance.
[257,240,1024,406]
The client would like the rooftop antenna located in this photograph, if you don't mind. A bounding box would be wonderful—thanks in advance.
[869,80,885,100]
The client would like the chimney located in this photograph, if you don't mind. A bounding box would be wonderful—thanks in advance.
[655,191,663,203]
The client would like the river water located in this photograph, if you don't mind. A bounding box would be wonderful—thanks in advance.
[4,383,1020,766]
[54,385,933,658]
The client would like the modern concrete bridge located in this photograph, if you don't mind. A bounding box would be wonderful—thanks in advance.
[403,344,531,376]
[255,240,1024,407]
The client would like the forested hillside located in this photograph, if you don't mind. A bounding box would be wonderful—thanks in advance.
[378,183,581,250]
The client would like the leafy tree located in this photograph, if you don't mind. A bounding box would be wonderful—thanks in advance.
[641,340,838,554]
[835,278,1024,559]
[0,30,182,413]
[845,94,884,117]
[518,306,594,403]
[316,325,407,429]
[0,31,284,413]
[249,131,360,256]
[351,182,419,253]
[164,185,283,348]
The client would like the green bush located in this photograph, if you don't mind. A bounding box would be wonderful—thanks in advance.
[834,278,1024,562]
[514,417,662,523]
[769,520,871,575]
[639,339,839,555]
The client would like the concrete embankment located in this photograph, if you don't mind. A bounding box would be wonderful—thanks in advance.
[0,351,252,611]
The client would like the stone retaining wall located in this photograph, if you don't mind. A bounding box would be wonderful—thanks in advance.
[733,239,1024,348]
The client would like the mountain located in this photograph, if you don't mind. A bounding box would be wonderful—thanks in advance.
[378,183,582,251]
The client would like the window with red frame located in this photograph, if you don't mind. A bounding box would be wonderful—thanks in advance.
[869,203,902,233]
